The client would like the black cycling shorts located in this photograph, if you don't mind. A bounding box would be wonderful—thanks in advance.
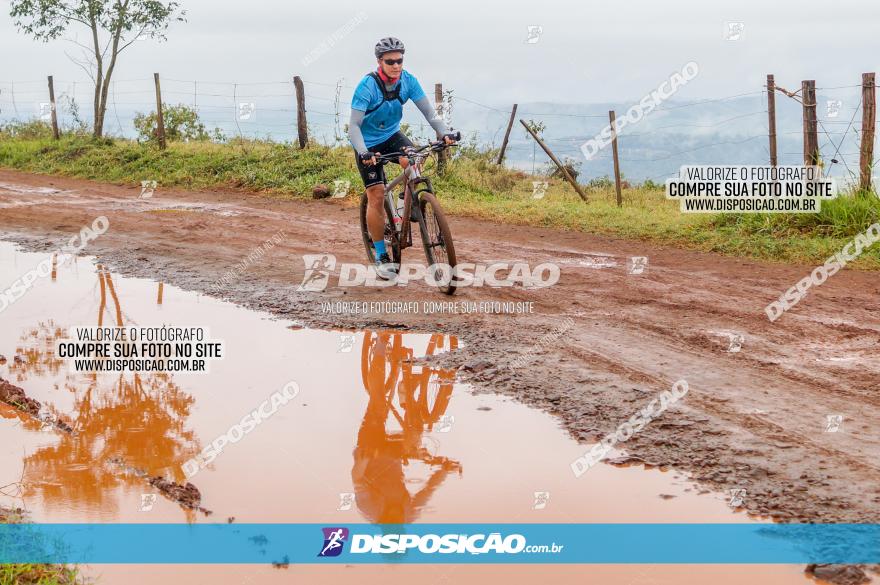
[354,131,414,188]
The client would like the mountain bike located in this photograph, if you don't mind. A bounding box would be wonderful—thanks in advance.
[358,132,460,295]
[360,330,458,427]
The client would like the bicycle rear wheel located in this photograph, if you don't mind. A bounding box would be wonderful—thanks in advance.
[418,192,457,295]
[360,191,402,265]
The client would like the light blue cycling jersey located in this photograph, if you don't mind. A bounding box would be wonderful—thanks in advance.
[350,70,426,148]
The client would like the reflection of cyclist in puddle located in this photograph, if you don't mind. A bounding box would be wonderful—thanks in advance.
[353,330,461,523]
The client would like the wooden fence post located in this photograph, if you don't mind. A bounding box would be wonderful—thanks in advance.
[496,104,518,165]
[47,75,59,140]
[294,76,307,148]
[767,74,777,166]
[435,83,448,173]
[518,119,588,202]
[802,80,818,166]
[153,73,166,149]
[860,72,876,192]
[609,110,623,207]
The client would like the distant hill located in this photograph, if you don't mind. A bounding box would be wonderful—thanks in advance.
[431,90,866,183]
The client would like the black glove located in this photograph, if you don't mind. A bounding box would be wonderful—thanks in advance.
[359,151,376,165]
[443,131,461,143]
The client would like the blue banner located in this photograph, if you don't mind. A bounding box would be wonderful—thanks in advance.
[1,523,877,564]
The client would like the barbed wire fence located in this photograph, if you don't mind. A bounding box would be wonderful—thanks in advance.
[0,72,876,197]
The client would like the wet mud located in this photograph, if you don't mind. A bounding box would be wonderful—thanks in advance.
[1,170,878,584]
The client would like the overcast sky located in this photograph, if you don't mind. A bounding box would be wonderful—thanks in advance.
[1,0,879,105]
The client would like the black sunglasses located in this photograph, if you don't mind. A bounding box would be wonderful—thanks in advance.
[382,58,404,65]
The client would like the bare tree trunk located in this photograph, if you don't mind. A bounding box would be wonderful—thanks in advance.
[96,1,128,139]
[89,8,104,138]
[93,84,103,137]
[97,63,115,138]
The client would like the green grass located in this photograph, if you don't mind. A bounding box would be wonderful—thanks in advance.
[1,129,878,269]
[0,507,81,585]
[0,563,80,585]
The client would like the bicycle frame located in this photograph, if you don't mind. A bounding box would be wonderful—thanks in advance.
[383,153,434,250]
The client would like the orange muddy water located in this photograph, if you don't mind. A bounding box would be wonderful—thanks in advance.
[0,242,817,584]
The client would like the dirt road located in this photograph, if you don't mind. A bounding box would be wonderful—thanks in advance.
[1,168,878,531]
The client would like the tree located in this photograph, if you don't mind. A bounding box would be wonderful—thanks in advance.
[9,0,186,138]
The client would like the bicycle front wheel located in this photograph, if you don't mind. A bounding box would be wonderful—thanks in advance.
[418,192,457,295]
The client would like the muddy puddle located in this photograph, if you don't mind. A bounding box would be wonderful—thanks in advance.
[135,202,243,216]
[0,241,816,584]
[0,182,75,209]
[0,182,70,195]
[0,179,244,217]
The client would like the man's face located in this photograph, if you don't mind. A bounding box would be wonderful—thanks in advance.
[378,51,403,78]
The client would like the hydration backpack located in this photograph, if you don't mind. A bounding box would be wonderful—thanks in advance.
[364,72,405,115]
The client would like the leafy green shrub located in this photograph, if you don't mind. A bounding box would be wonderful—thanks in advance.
[133,104,225,143]
[587,175,614,189]
[0,119,55,140]
[639,179,664,190]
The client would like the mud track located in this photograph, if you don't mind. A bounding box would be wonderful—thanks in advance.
[1,169,878,533]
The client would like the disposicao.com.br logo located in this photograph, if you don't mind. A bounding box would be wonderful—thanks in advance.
[318,527,349,557]
[297,254,560,292]
[316,527,564,556]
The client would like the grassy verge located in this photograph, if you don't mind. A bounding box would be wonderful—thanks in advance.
[0,506,80,585]
[1,129,878,269]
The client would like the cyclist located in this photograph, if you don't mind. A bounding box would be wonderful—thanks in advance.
[353,330,461,523]
[349,36,457,280]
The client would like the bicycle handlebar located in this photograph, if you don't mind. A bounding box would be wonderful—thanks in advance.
[370,131,461,165]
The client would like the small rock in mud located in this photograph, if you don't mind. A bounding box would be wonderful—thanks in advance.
[55,419,75,433]
[312,184,331,199]
[658,494,676,500]
[462,358,492,373]
[109,457,210,514]
[805,564,869,585]
[659,420,696,428]
[606,455,647,466]
[477,406,492,411]
[0,355,6,365]
[13,355,25,365]
[39,414,74,434]
[0,378,41,416]
[771,441,796,449]
[147,475,203,510]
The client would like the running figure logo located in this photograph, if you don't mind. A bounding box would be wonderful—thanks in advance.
[825,414,843,433]
[531,181,549,199]
[318,527,349,557]
[140,180,157,199]
[298,254,337,292]
[627,256,648,275]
